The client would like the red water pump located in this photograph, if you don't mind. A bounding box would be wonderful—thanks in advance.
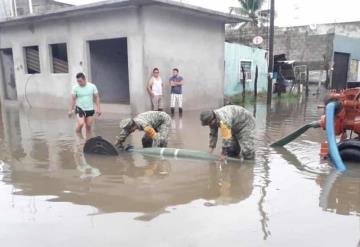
[271,88,360,170]
[319,88,360,138]
[318,88,360,163]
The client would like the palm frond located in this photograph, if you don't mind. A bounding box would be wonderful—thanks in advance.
[238,0,265,12]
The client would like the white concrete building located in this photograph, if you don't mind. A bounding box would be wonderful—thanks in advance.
[0,0,247,113]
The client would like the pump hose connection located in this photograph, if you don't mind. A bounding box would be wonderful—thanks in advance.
[325,102,347,172]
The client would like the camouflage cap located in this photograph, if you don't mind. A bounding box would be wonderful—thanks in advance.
[119,118,134,129]
[200,111,215,126]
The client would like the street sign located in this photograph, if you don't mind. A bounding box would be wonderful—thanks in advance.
[253,36,264,45]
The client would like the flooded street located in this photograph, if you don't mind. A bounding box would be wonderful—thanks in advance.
[1,93,360,247]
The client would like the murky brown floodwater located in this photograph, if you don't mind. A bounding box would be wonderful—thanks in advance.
[1,90,360,246]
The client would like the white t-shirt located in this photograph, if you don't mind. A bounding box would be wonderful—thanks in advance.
[151,76,163,96]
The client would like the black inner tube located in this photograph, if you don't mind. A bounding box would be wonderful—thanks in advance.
[337,139,360,162]
[83,136,119,156]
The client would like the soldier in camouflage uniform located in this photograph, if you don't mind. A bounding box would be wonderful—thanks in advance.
[116,111,171,148]
[200,105,255,160]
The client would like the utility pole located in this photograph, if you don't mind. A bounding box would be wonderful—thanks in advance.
[267,0,275,105]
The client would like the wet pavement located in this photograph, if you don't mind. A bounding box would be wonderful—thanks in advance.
[1,92,360,246]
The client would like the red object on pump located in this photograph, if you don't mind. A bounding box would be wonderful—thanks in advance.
[320,88,360,140]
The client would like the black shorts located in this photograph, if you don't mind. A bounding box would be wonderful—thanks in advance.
[75,106,95,118]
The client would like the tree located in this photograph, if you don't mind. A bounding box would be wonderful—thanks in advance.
[230,0,268,27]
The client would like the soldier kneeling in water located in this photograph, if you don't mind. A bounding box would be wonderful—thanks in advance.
[200,105,256,161]
[116,111,171,148]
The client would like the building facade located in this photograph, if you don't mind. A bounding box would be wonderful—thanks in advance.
[224,42,268,96]
[226,22,360,89]
[0,0,247,113]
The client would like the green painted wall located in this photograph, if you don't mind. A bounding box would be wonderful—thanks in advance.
[224,42,268,96]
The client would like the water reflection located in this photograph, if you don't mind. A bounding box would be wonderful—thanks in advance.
[277,144,360,217]
[318,170,360,216]
[0,106,255,220]
[1,90,360,245]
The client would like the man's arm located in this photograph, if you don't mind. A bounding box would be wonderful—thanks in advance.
[68,95,76,118]
[94,93,101,116]
[116,129,131,147]
[147,79,154,96]
[208,127,218,154]
[160,76,164,88]
[176,77,184,86]
[169,78,176,87]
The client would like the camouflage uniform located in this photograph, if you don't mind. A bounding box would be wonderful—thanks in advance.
[118,111,171,148]
[209,105,255,160]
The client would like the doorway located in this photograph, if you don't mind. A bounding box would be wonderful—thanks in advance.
[0,49,17,100]
[89,38,130,104]
[332,52,350,90]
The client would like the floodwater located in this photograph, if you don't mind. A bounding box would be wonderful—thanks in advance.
[1,93,360,247]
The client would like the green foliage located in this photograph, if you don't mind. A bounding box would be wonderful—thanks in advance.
[239,0,265,13]
[227,91,267,105]
[277,92,302,101]
[238,0,265,24]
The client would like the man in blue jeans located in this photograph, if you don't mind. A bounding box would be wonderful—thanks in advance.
[169,68,184,116]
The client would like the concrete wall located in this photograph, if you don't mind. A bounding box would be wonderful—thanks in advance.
[226,26,335,70]
[0,5,227,113]
[142,5,225,110]
[281,22,360,39]
[0,7,146,112]
[333,35,360,83]
[226,21,360,48]
[224,42,267,95]
[334,35,360,61]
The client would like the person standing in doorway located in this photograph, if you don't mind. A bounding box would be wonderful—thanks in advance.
[169,68,184,116]
[147,68,163,111]
[68,72,101,136]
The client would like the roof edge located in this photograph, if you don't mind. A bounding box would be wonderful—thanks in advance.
[0,0,249,27]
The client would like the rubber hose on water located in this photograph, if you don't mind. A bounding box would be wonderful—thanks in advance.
[325,102,347,172]
[131,148,241,162]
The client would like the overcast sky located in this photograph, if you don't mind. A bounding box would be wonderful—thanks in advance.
[57,0,360,27]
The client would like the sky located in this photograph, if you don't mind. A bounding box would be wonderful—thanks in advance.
[56,0,360,27]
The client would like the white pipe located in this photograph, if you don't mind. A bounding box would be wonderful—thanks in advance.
[12,0,17,16]
[9,0,14,17]
[28,0,33,14]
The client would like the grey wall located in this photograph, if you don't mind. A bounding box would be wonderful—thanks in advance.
[0,7,146,112]
[333,35,360,60]
[142,5,225,110]
[89,38,130,104]
[227,26,335,70]
[0,5,227,113]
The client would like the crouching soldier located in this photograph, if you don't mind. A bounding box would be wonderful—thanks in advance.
[116,111,171,148]
[200,105,256,160]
